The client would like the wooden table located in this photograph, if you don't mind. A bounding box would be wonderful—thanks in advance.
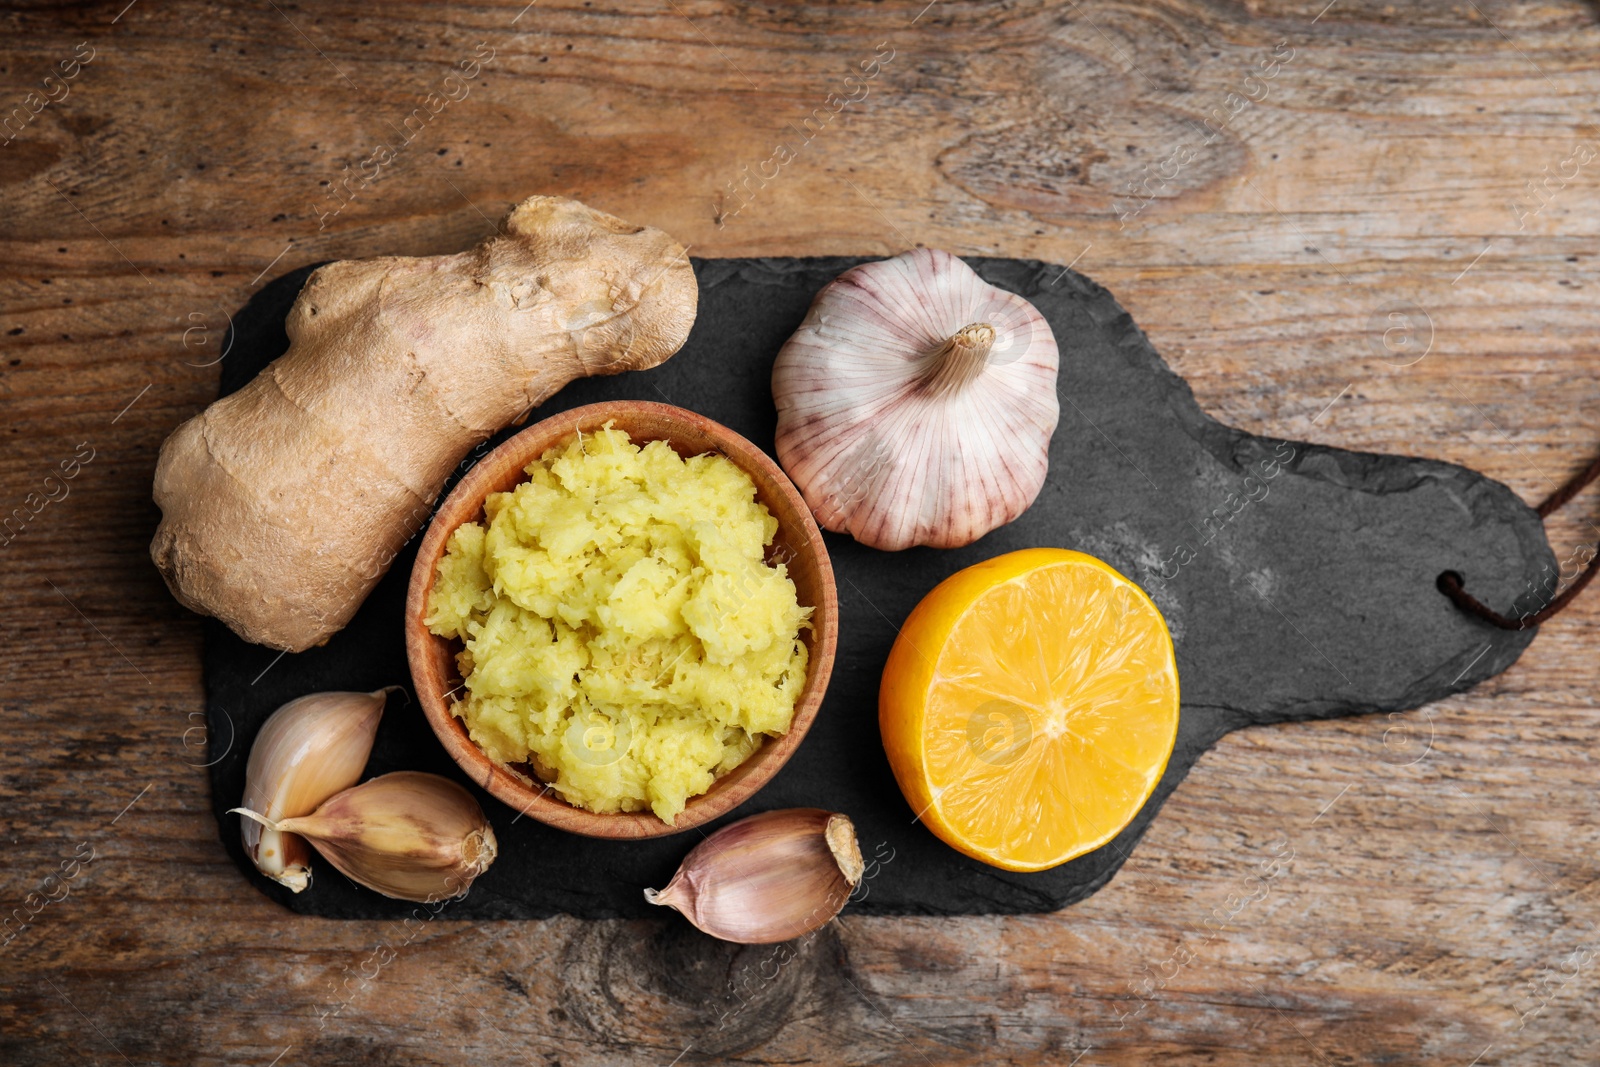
[3,1,1598,1062]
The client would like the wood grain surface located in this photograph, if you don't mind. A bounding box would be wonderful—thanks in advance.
[2,1,1599,1063]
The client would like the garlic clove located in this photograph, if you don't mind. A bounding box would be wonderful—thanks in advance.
[645,808,864,944]
[772,248,1060,551]
[235,771,497,903]
[237,688,393,892]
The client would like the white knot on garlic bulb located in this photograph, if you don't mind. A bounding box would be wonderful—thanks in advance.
[772,248,1060,551]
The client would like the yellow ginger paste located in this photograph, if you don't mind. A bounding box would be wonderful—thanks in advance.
[426,425,811,822]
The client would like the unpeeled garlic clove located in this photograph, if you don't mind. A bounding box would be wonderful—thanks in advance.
[645,808,864,944]
[235,771,497,903]
[238,688,392,892]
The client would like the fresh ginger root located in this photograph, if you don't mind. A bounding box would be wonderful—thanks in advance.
[150,196,698,652]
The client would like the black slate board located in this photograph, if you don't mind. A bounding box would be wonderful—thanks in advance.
[203,256,1552,920]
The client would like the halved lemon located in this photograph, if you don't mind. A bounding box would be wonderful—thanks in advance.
[879,548,1180,872]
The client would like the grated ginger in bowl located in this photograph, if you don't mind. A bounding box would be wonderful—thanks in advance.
[425,424,811,823]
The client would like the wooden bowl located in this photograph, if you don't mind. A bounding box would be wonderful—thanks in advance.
[405,400,838,839]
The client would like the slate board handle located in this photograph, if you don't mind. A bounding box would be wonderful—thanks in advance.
[1439,449,1600,629]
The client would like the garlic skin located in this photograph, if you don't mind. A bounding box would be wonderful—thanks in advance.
[773,249,1060,551]
[238,689,391,892]
[645,809,864,944]
[236,771,497,903]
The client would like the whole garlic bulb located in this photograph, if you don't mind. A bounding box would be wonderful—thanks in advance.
[772,249,1060,551]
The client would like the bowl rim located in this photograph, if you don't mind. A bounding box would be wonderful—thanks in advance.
[404,399,838,840]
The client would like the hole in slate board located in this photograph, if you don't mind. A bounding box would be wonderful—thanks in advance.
[203,255,1553,921]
